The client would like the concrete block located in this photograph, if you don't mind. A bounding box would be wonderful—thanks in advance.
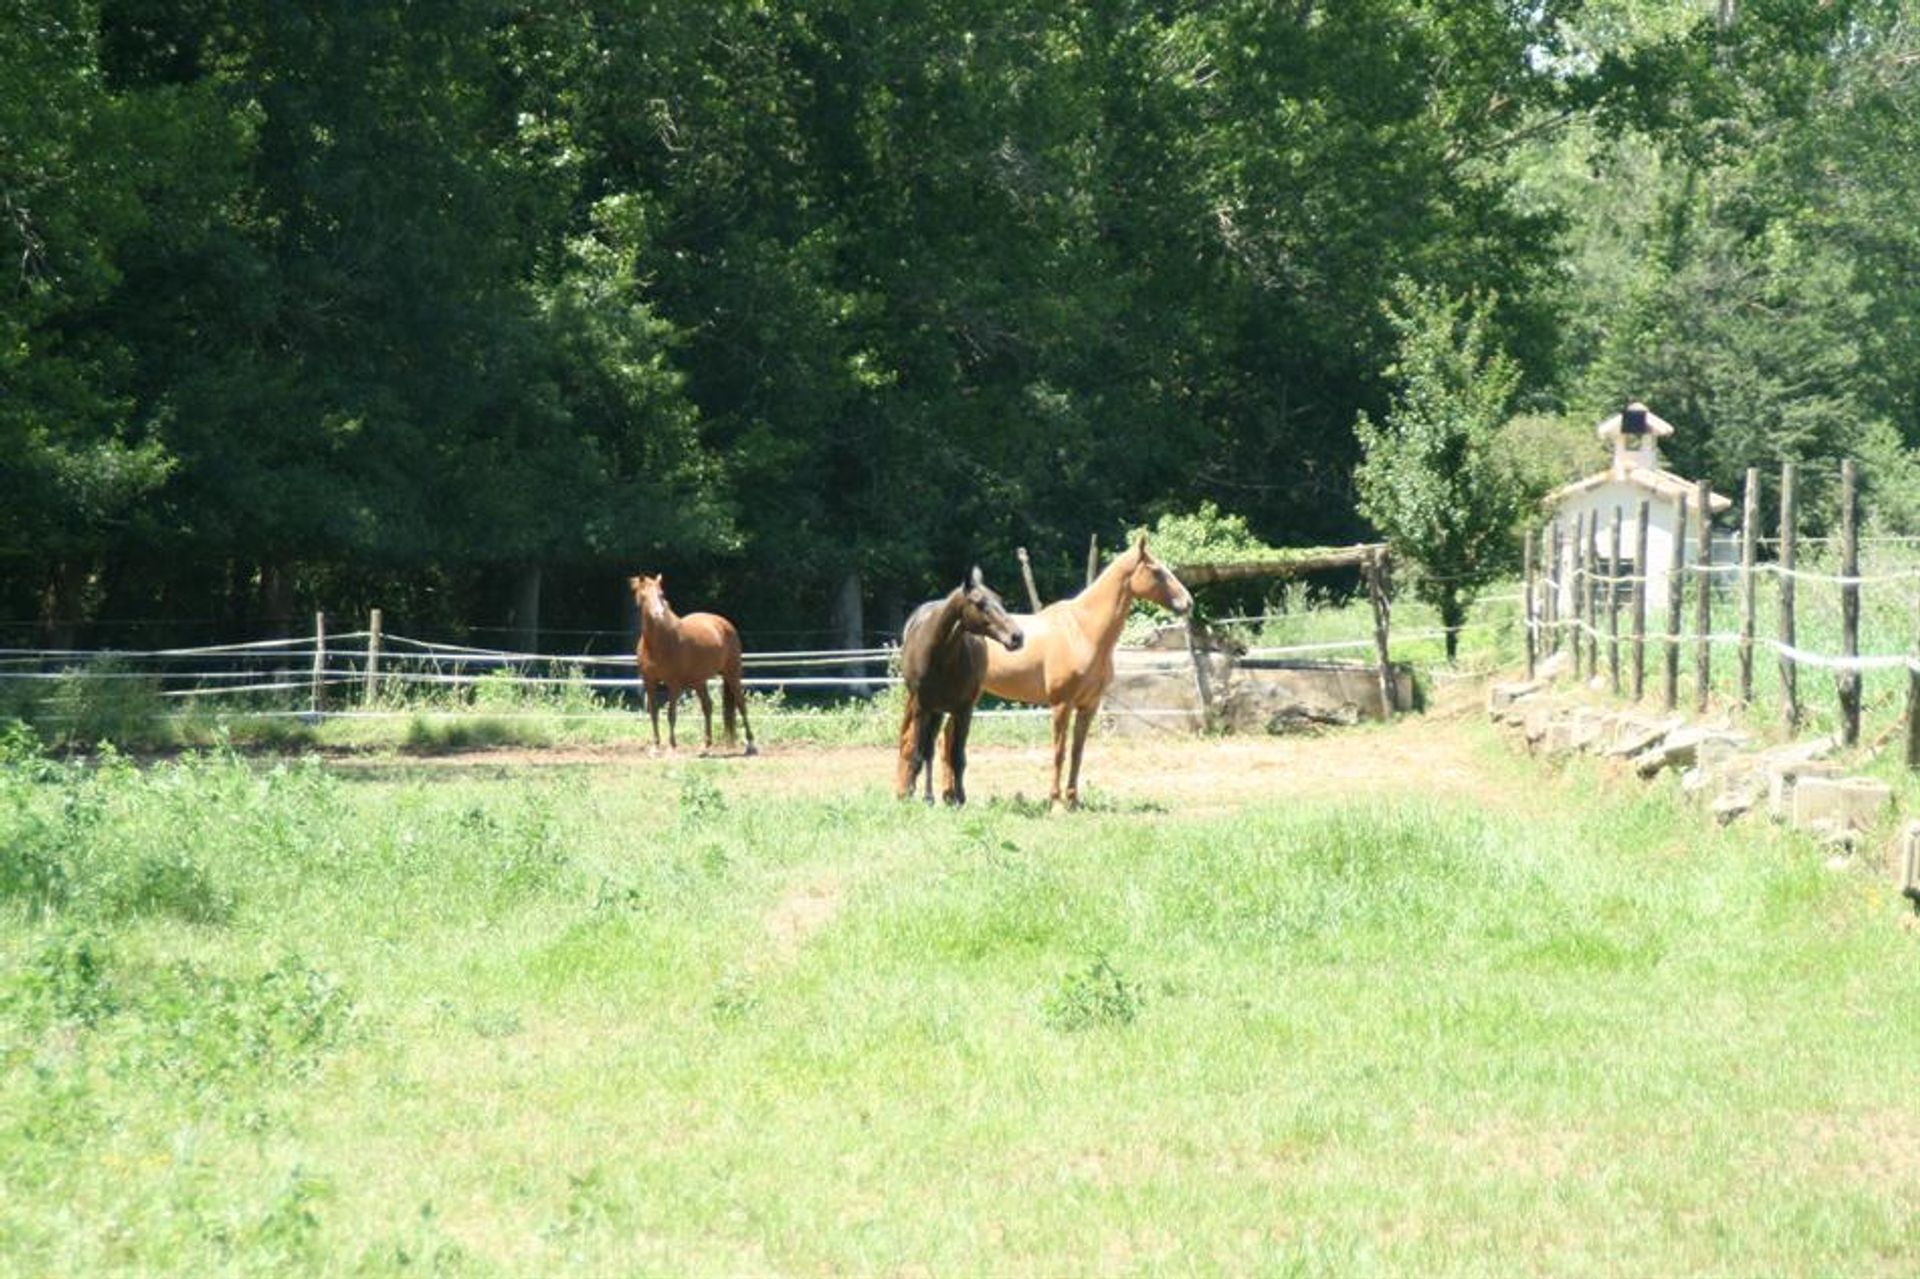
[1487,680,1544,713]
[1633,727,1748,779]
[1603,717,1683,759]
[1766,760,1842,822]
[1789,775,1893,836]
[1900,822,1920,904]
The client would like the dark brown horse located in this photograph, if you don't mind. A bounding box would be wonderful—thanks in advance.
[895,567,1024,805]
[630,574,755,755]
[982,534,1190,808]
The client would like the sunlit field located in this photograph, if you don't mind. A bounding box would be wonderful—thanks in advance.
[5,712,1920,1275]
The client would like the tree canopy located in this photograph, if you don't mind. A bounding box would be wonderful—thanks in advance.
[3,1,1915,647]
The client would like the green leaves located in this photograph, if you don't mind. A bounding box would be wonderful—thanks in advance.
[1353,281,1526,657]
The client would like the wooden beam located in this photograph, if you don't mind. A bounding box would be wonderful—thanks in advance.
[1175,543,1389,586]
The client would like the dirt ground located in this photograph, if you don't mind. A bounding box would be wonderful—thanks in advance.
[332,679,1514,814]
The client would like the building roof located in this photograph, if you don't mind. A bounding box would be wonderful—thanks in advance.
[1543,464,1735,515]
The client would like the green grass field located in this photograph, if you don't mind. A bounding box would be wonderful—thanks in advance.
[5,712,1920,1275]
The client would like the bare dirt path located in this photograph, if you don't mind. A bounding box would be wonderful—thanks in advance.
[329,678,1512,814]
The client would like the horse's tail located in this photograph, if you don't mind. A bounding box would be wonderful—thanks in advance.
[722,641,752,751]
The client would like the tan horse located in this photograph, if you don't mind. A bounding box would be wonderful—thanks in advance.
[982,534,1191,808]
[629,574,756,755]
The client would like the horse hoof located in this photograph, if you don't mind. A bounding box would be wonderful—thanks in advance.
[743,744,758,758]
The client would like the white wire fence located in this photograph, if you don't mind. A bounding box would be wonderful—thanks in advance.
[1528,459,1920,761]
[0,596,1522,732]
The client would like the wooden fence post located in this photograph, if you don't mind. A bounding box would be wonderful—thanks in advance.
[1907,588,1920,771]
[1548,522,1562,654]
[1014,547,1043,612]
[1632,500,1650,702]
[1585,515,1600,679]
[1839,458,1861,747]
[1523,525,1537,682]
[362,608,383,708]
[1780,461,1800,733]
[1694,479,1713,714]
[1666,497,1687,714]
[1571,512,1587,681]
[1366,551,1395,716]
[1086,533,1100,587]
[1608,506,1624,695]
[1739,467,1758,705]
[310,611,326,717]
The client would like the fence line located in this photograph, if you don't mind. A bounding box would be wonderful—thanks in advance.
[1529,457,1920,760]
[1,610,1513,725]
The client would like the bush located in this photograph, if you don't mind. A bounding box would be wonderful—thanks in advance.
[1043,954,1141,1031]
[35,660,171,751]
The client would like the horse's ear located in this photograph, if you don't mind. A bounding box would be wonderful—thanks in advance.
[1135,532,1148,553]
[969,565,984,589]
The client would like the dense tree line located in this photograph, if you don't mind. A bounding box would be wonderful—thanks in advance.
[4,1,1914,649]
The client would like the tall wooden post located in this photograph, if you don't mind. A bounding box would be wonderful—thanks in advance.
[1014,547,1043,612]
[1366,551,1395,716]
[1523,526,1537,681]
[1632,500,1650,702]
[1666,498,1687,713]
[1547,522,1562,653]
[1570,512,1587,681]
[1694,479,1713,714]
[1907,590,1920,771]
[1780,461,1800,733]
[1086,533,1100,587]
[1585,515,1600,678]
[362,608,383,708]
[1839,458,1860,746]
[1608,506,1624,695]
[310,611,326,717]
[1739,467,1758,705]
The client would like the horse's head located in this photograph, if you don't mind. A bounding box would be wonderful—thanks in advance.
[958,566,1024,651]
[629,573,671,621]
[1124,534,1192,616]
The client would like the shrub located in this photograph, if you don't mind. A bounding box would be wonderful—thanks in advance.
[1043,954,1141,1031]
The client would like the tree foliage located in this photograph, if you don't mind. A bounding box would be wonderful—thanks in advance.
[2,1,1913,646]
[1353,282,1525,659]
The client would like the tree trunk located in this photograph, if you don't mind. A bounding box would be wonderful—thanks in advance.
[510,562,542,654]
[1440,590,1465,663]
[36,560,91,651]
[830,570,869,696]
[257,560,296,638]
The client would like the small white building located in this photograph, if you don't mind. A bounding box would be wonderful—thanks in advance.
[1544,403,1734,612]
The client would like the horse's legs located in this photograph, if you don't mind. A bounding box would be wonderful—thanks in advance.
[1064,701,1097,808]
[914,710,943,805]
[942,707,974,806]
[937,716,957,802]
[665,685,680,750]
[645,682,663,751]
[1049,702,1073,809]
[695,683,715,751]
[894,694,920,799]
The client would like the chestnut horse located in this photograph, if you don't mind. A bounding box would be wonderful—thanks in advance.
[982,534,1191,808]
[895,567,1024,806]
[629,574,756,755]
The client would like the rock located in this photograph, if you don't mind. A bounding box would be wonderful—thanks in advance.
[1487,680,1544,713]
[1899,822,1920,903]
[1789,775,1893,836]
[1603,717,1683,759]
[1632,726,1749,779]
[1767,760,1843,822]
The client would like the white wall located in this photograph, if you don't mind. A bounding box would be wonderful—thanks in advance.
[1546,480,1731,613]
